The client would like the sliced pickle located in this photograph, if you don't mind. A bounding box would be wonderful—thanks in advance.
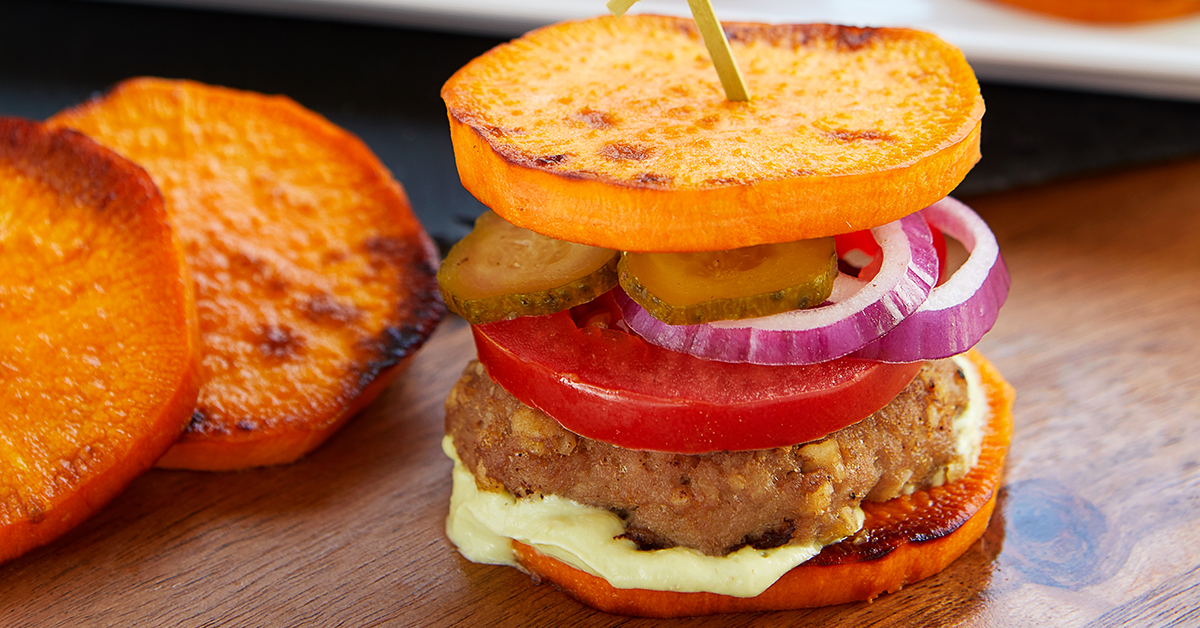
[619,238,838,325]
[438,210,618,324]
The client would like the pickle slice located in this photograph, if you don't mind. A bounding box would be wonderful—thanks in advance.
[438,211,618,324]
[619,238,837,325]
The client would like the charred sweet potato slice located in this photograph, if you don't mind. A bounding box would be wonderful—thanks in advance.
[49,78,444,471]
[0,118,200,563]
[512,350,1014,616]
[442,16,984,252]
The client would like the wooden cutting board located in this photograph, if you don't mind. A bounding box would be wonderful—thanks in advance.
[3,155,1199,627]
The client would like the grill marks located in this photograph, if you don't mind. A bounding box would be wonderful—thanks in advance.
[304,292,359,324]
[835,27,880,50]
[828,129,894,143]
[576,107,616,130]
[600,141,654,162]
[256,324,302,359]
[723,23,881,51]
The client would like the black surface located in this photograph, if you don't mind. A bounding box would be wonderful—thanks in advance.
[3,0,1200,248]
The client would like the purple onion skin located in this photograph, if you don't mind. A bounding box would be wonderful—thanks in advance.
[618,212,939,365]
[851,255,1009,362]
[851,197,1010,362]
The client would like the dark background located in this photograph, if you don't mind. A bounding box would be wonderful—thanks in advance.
[3,0,1199,251]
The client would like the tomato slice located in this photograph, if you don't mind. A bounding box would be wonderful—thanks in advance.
[836,219,948,283]
[835,229,882,260]
[472,292,922,453]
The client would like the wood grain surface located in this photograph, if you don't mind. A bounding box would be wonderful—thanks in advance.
[3,156,1199,627]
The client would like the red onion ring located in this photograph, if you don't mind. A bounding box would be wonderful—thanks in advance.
[617,213,938,365]
[851,197,1010,362]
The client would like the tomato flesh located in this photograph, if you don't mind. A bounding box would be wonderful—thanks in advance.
[836,220,948,283]
[472,292,922,453]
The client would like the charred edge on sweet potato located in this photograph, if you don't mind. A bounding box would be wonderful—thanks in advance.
[352,236,445,392]
[0,121,159,214]
[809,488,985,565]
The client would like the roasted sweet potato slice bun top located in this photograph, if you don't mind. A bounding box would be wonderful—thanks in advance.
[0,118,200,563]
[442,16,984,252]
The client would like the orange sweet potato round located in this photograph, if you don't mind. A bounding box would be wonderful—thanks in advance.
[0,117,201,563]
[442,16,984,252]
[512,350,1014,617]
[988,0,1200,22]
[49,78,445,471]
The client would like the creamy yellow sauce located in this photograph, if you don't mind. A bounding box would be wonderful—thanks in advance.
[947,353,987,484]
[443,354,986,597]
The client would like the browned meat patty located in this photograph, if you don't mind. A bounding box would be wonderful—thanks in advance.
[445,359,968,557]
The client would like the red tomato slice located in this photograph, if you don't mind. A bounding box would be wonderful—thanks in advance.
[835,229,881,259]
[836,219,947,283]
[472,292,922,453]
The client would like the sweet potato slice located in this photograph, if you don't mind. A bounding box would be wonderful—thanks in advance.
[988,0,1200,22]
[442,16,984,252]
[512,350,1014,616]
[49,78,444,471]
[0,118,200,563]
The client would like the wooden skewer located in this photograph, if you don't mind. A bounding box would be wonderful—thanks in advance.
[606,0,751,101]
[606,0,638,16]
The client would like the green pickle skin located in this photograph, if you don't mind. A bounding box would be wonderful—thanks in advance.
[437,211,619,324]
[618,239,838,326]
[439,211,837,326]
[439,257,619,324]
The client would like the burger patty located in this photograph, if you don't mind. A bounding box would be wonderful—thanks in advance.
[446,359,969,557]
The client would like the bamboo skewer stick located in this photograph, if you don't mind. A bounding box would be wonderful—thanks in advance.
[606,0,751,101]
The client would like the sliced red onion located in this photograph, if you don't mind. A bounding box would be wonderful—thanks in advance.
[851,197,1009,362]
[617,213,938,365]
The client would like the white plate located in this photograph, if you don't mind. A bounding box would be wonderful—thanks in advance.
[105,0,1200,101]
